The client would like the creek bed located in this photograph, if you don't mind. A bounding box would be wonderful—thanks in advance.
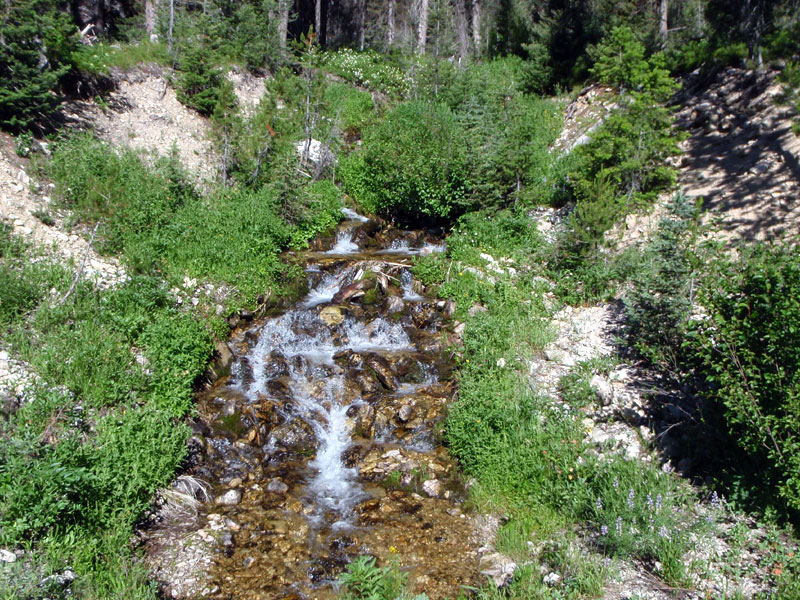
[144,212,485,599]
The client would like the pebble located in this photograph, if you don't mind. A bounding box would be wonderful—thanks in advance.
[0,549,16,563]
[215,489,242,506]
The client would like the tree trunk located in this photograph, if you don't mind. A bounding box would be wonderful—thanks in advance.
[387,0,395,46]
[454,0,469,60]
[278,0,289,54]
[358,0,366,50]
[658,0,668,48]
[471,0,480,53]
[315,0,322,39]
[167,0,174,51]
[145,0,158,39]
[417,0,429,54]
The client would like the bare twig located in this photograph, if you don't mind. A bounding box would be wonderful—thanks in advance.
[57,221,101,307]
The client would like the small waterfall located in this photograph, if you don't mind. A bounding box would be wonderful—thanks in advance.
[327,230,359,254]
[401,269,424,301]
[341,207,369,223]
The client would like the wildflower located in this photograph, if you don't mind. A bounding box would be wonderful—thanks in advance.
[710,491,720,507]
[600,525,609,536]
[627,489,635,509]
[659,526,669,539]
[596,498,603,511]
[616,517,623,534]
[389,546,398,553]
[647,494,654,509]
[656,494,663,510]
[613,478,619,489]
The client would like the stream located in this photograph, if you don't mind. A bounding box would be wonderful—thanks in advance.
[145,211,485,599]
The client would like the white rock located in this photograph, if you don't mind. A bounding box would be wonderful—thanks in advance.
[543,572,561,586]
[215,489,242,506]
[0,549,16,563]
[590,374,614,406]
[422,478,441,498]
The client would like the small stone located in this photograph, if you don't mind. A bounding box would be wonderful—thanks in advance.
[266,478,289,494]
[590,375,614,406]
[227,477,243,488]
[422,478,441,498]
[215,489,242,506]
[242,556,255,568]
[319,306,344,326]
[397,403,415,423]
[0,549,16,563]
[543,572,561,586]
[496,358,506,368]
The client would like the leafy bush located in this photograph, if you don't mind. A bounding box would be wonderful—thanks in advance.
[689,243,800,511]
[341,101,471,221]
[338,556,426,600]
[140,314,213,414]
[585,457,703,585]
[48,135,196,256]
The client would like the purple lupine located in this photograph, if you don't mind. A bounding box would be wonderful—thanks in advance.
[596,497,603,511]
[627,489,635,509]
[601,525,609,536]
[616,517,623,534]
[656,493,663,510]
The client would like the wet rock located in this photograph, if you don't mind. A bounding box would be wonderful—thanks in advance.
[364,353,398,391]
[215,489,242,506]
[270,420,317,453]
[267,379,293,402]
[319,306,344,326]
[266,478,289,494]
[354,403,376,437]
[397,403,415,423]
[443,298,456,318]
[332,280,370,303]
[410,303,436,328]
[264,353,290,379]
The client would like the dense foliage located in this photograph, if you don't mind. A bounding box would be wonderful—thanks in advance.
[690,245,800,511]
[342,100,471,221]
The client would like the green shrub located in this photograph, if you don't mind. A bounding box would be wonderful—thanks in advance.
[48,135,196,257]
[338,556,426,600]
[140,314,213,414]
[585,457,702,585]
[689,243,800,511]
[341,101,471,221]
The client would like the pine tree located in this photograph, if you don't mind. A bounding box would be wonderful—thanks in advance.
[0,0,77,132]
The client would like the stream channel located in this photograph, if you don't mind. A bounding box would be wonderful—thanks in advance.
[145,210,486,599]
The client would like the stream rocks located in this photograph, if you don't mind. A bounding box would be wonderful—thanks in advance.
[144,218,479,599]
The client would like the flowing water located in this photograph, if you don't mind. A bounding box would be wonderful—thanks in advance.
[145,211,482,599]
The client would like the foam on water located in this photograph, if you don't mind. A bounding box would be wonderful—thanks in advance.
[233,308,411,522]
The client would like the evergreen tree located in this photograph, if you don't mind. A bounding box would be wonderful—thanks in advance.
[0,0,77,131]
